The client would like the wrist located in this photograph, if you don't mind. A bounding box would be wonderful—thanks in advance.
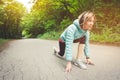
[67,61,71,64]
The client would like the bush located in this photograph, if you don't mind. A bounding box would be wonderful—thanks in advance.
[0,39,8,46]
[37,31,62,40]
[90,27,120,43]
[59,18,72,30]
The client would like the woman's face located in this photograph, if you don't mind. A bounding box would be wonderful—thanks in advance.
[82,16,95,30]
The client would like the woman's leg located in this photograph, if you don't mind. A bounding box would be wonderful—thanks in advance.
[74,36,87,69]
[58,41,65,56]
[76,36,86,59]
[76,43,85,59]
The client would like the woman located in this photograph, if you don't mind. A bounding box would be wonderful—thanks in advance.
[54,11,96,72]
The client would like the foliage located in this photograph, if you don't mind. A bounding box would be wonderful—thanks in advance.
[37,31,62,40]
[91,27,120,43]
[22,30,32,38]
[22,0,96,38]
[0,38,8,46]
[0,0,26,39]
[59,18,72,30]
[0,0,120,45]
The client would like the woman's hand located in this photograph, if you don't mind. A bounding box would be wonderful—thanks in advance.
[65,61,72,72]
[86,59,95,65]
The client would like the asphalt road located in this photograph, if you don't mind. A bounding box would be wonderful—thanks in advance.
[0,39,120,80]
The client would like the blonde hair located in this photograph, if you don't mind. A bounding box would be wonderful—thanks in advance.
[78,11,95,27]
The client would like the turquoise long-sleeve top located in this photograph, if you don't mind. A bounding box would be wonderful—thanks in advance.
[60,19,90,61]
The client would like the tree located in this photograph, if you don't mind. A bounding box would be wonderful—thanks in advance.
[0,1,26,38]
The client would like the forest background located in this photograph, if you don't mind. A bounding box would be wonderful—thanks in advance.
[0,0,120,46]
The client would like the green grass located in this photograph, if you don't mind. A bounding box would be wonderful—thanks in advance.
[90,27,120,44]
[0,39,8,46]
[37,28,120,46]
[90,32,120,43]
[37,31,62,40]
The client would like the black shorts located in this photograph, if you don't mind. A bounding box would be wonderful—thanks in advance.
[58,36,86,56]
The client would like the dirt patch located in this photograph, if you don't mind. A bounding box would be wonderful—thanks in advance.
[0,40,13,52]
